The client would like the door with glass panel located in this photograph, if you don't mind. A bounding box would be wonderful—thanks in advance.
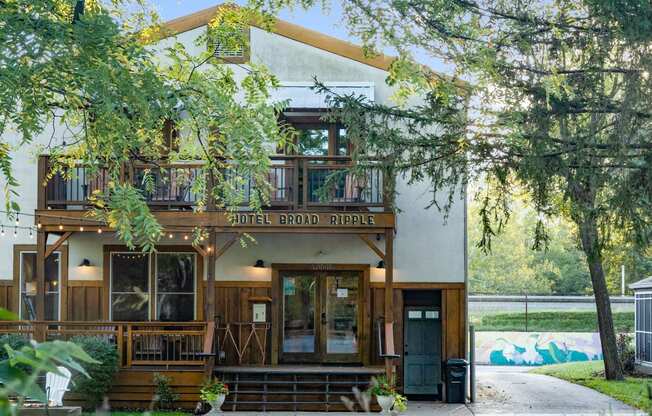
[19,252,61,320]
[280,270,361,363]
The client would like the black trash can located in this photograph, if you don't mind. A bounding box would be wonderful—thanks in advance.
[445,358,468,403]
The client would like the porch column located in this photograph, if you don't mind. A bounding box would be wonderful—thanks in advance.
[35,231,47,322]
[384,227,395,378]
[206,229,217,321]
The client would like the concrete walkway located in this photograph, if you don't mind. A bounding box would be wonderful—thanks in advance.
[469,365,645,415]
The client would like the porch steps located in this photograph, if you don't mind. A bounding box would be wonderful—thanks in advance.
[214,366,384,412]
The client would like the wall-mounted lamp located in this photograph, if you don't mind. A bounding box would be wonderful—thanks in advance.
[79,258,92,267]
[254,259,265,268]
[376,260,385,269]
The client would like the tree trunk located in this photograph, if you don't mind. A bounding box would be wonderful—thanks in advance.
[577,215,624,380]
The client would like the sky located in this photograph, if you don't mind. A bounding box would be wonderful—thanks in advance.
[150,0,450,74]
[153,0,352,44]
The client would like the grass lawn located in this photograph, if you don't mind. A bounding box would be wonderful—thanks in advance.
[532,361,651,412]
[472,311,634,332]
[83,412,190,415]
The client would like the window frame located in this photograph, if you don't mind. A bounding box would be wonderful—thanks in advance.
[154,251,197,321]
[103,245,204,322]
[13,244,68,321]
[109,251,152,322]
[280,111,351,157]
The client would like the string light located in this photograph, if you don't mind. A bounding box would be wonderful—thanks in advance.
[97,228,102,234]
[1,226,4,237]
[183,234,189,240]
[13,227,17,238]
[59,223,63,230]
[29,229,33,239]
[37,223,42,229]
[168,233,173,239]
[79,226,84,232]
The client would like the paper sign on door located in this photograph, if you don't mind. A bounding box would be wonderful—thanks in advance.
[336,288,348,298]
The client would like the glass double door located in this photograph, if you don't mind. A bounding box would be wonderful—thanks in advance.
[281,270,361,363]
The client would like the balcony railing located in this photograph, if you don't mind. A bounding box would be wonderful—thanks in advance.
[0,321,214,368]
[39,155,387,211]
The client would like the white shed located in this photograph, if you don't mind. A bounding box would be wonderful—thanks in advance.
[630,277,652,374]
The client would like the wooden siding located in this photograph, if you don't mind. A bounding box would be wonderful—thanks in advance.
[0,281,15,313]
[67,281,104,321]
[369,284,466,388]
[212,282,273,365]
[64,369,204,410]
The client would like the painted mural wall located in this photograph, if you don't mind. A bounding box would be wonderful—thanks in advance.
[476,332,603,365]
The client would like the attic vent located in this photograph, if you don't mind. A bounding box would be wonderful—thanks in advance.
[208,27,249,63]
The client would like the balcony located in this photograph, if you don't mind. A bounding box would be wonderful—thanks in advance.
[38,155,387,212]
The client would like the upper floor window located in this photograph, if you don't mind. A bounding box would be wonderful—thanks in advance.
[283,112,350,157]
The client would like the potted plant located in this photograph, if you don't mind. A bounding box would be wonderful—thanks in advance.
[200,378,229,415]
[368,375,407,413]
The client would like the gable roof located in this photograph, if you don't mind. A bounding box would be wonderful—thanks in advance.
[630,276,652,290]
[161,5,396,72]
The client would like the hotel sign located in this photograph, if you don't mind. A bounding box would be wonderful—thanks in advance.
[231,212,387,228]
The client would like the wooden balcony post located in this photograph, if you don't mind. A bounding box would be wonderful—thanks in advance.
[302,159,308,209]
[37,156,48,210]
[206,230,217,321]
[207,170,216,211]
[384,227,395,380]
[292,159,299,210]
[35,231,47,321]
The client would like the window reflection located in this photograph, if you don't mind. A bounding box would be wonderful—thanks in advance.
[156,253,196,321]
[20,252,60,320]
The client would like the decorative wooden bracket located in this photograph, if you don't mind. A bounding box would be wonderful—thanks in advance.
[45,232,72,259]
[358,234,385,260]
[215,233,240,260]
[194,245,208,258]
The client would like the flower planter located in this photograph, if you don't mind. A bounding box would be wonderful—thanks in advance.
[205,393,226,415]
[376,394,395,413]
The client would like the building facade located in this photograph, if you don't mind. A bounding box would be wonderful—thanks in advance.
[631,277,652,375]
[0,5,467,409]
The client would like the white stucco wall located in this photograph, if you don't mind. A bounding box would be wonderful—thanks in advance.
[0,20,465,285]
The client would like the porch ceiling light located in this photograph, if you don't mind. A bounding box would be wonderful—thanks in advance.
[376,260,385,269]
[79,258,92,267]
[254,259,265,268]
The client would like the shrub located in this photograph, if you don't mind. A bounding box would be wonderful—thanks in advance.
[0,334,30,360]
[616,332,635,375]
[153,373,179,410]
[69,336,119,409]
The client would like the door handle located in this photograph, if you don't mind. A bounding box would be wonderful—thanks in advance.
[321,312,328,324]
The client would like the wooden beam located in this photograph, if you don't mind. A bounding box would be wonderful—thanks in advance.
[205,230,217,322]
[383,228,394,379]
[193,244,208,258]
[35,231,47,320]
[45,232,72,259]
[215,233,239,260]
[358,234,385,260]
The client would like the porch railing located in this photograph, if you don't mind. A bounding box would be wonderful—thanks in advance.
[216,321,271,365]
[0,321,214,368]
[39,155,387,211]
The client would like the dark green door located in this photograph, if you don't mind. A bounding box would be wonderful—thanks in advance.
[403,307,442,395]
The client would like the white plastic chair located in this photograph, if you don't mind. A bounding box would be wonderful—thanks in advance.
[46,366,72,407]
